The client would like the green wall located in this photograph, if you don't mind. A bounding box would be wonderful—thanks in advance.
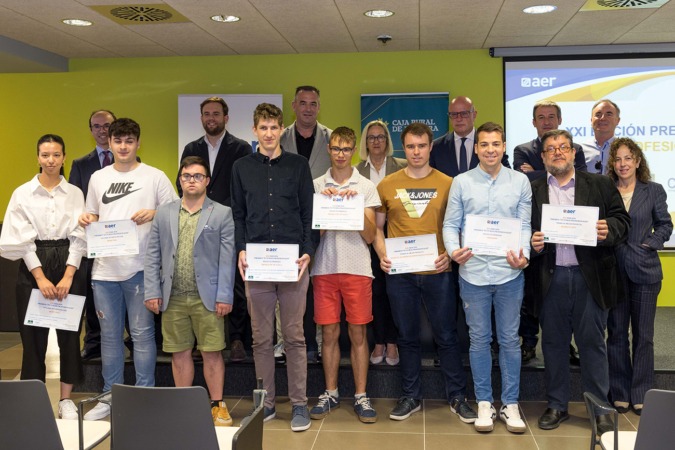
[1,49,673,305]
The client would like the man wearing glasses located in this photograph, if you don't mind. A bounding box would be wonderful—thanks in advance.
[529,129,629,433]
[70,109,117,361]
[582,99,621,174]
[309,127,380,424]
[145,156,236,427]
[431,96,509,177]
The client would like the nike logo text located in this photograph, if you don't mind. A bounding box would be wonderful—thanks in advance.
[102,182,141,204]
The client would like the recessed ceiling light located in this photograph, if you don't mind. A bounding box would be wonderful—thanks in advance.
[211,15,240,23]
[62,18,93,26]
[523,5,557,14]
[364,10,394,18]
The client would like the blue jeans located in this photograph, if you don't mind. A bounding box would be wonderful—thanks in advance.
[386,272,466,402]
[93,271,156,391]
[459,273,523,405]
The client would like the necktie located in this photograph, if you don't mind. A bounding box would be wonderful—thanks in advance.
[102,150,112,168]
[459,138,468,173]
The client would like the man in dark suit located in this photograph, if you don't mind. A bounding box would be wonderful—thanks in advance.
[179,97,252,362]
[513,100,587,364]
[430,96,509,177]
[69,109,116,360]
[529,129,630,433]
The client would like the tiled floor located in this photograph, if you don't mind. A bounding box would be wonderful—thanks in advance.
[0,331,642,449]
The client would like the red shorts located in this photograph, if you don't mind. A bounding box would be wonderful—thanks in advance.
[313,274,373,325]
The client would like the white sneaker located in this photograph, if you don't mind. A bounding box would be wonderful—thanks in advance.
[500,404,526,433]
[273,342,286,363]
[84,396,111,421]
[475,401,496,432]
[58,399,78,420]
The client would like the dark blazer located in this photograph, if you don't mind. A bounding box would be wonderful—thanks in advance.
[430,131,509,177]
[616,181,673,285]
[178,131,252,207]
[69,149,104,198]
[354,156,407,180]
[528,170,631,317]
[513,138,587,182]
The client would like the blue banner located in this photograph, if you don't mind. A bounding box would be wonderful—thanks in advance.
[361,93,449,158]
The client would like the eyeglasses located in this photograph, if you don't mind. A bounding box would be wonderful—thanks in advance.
[448,110,473,119]
[180,173,207,182]
[366,135,386,143]
[91,123,111,131]
[543,144,573,154]
[329,146,354,154]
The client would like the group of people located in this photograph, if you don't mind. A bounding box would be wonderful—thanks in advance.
[0,88,670,437]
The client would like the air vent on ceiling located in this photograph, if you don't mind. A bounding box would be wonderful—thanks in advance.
[90,4,190,24]
[582,0,669,9]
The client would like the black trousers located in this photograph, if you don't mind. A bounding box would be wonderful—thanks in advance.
[16,239,86,384]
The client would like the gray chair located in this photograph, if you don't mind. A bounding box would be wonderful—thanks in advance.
[584,389,675,450]
[0,379,110,450]
[111,384,265,450]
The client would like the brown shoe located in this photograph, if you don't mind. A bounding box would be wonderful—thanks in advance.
[229,340,247,363]
[212,401,233,426]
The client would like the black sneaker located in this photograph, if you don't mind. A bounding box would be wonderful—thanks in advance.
[450,398,477,423]
[389,397,421,421]
[521,344,536,363]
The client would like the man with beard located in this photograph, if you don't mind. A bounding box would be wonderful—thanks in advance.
[179,97,252,362]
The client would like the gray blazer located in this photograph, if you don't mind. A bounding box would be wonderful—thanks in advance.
[144,197,236,311]
[281,121,333,179]
[355,156,407,180]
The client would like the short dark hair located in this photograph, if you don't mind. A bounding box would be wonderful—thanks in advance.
[401,123,433,146]
[89,109,116,128]
[532,101,561,120]
[295,86,320,98]
[179,156,211,179]
[608,137,651,183]
[476,122,505,142]
[37,134,66,175]
[330,127,356,147]
[108,118,141,140]
[200,97,228,116]
[541,129,573,148]
[253,103,283,127]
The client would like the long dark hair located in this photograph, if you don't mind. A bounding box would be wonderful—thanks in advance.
[37,134,66,176]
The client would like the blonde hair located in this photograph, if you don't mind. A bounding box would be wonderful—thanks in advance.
[359,120,394,161]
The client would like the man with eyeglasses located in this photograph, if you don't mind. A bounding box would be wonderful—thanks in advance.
[70,109,117,361]
[431,96,509,177]
[309,127,380,424]
[179,97,253,364]
[529,129,629,433]
[513,100,587,366]
[582,99,621,174]
[145,155,236,427]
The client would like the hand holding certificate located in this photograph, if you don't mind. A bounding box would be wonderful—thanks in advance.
[24,289,86,332]
[86,219,140,258]
[245,243,300,282]
[385,234,439,274]
[463,214,522,257]
[541,204,599,247]
[312,193,364,230]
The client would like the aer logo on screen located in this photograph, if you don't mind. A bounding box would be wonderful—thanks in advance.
[520,77,557,88]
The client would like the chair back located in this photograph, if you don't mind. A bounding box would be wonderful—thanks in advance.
[232,390,265,450]
[0,379,65,450]
[111,384,220,450]
[634,389,675,450]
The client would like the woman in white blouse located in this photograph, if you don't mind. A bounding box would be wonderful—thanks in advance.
[0,134,87,420]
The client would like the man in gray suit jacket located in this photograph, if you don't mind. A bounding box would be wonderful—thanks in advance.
[144,156,236,427]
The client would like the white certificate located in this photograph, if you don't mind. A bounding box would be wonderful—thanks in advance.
[385,233,439,274]
[312,194,365,230]
[23,289,86,332]
[245,243,299,282]
[464,214,522,257]
[541,204,599,247]
[86,219,139,258]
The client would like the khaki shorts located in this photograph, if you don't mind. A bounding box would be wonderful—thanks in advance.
[162,294,225,353]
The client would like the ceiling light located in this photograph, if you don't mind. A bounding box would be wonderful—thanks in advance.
[211,15,240,23]
[523,5,557,14]
[62,18,93,26]
[364,10,394,18]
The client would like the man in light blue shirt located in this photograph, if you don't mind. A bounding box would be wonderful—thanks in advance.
[443,122,531,434]
[582,99,620,174]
